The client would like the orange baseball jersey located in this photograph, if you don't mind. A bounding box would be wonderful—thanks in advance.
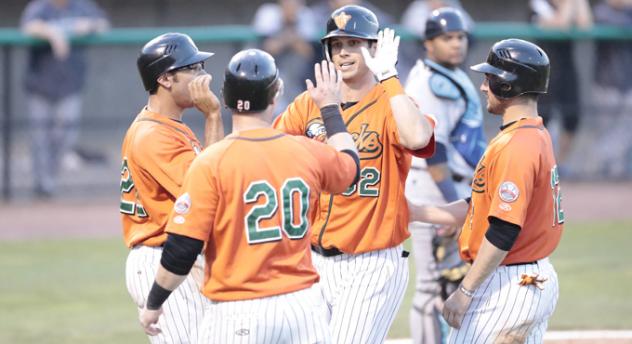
[165,128,357,301]
[273,78,436,254]
[120,108,202,248]
[459,117,564,265]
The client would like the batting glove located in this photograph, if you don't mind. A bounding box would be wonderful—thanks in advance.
[360,28,400,82]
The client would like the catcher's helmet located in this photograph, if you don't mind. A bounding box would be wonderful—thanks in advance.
[137,32,213,91]
[321,5,379,60]
[471,39,549,99]
[425,7,468,40]
[222,49,281,113]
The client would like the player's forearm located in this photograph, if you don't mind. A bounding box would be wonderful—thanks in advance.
[461,237,508,292]
[155,265,187,291]
[386,80,433,150]
[22,20,62,41]
[409,199,468,225]
[327,132,357,155]
[145,265,187,310]
[203,112,224,147]
[574,0,593,28]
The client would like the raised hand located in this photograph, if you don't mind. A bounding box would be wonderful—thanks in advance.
[360,28,400,81]
[306,60,342,109]
[189,74,220,117]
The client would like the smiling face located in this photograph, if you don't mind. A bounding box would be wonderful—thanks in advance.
[424,31,468,68]
[328,36,375,81]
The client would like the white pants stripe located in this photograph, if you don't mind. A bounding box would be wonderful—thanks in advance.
[126,245,209,344]
[197,284,330,344]
[313,245,410,344]
[448,258,559,344]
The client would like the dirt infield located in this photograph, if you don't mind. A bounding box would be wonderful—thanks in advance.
[1,181,630,241]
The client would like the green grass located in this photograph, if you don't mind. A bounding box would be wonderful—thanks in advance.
[0,238,145,344]
[388,220,632,338]
[1,221,630,343]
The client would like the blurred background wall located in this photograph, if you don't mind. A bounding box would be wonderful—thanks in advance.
[0,0,627,201]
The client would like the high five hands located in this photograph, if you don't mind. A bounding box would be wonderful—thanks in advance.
[361,28,400,81]
[306,60,342,109]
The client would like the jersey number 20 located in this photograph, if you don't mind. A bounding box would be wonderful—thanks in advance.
[243,178,310,244]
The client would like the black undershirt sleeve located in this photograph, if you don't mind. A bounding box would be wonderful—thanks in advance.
[484,216,521,251]
[160,233,204,276]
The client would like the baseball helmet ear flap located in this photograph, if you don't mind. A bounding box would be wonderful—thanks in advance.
[471,38,550,99]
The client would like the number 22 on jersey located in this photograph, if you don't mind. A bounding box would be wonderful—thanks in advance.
[243,178,310,244]
[120,158,147,217]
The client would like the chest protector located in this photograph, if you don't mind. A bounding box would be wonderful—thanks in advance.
[426,59,487,168]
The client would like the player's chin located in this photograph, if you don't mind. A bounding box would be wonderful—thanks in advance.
[337,65,356,79]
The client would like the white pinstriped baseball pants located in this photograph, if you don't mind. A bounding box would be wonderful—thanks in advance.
[312,245,410,344]
[126,245,210,344]
[197,284,331,344]
[448,258,559,344]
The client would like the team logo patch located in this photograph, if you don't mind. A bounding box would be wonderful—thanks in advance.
[499,202,512,212]
[305,118,327,142]
[352,123,383,160]
[174,193,191,214]
[173,215,185,224]
[498,181,520,203]
[471,160,486,193]
[334,12,352,30]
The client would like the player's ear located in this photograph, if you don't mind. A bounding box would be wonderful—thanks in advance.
[156,73,173,89]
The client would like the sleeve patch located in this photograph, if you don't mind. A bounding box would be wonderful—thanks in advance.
[174,193,192,215]
[498,181,520,203]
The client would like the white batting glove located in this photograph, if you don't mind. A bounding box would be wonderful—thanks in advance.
[360,28,400,81]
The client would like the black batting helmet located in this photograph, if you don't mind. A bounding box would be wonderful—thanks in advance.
[471,39,550,99]
[321,5,379,60]
[137,32,213,91]
[222,49,281,113]
[425,7,468,40]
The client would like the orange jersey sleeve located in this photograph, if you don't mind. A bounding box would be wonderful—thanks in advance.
[458,117,563,265]
[120,109,202,248]
[272,91,315,135]
[292,135,357,194]
[166,128,357,301]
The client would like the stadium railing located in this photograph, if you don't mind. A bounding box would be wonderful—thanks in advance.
[1,23,632,200]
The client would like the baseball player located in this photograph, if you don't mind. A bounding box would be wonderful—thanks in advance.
[120,33,224,343]
[138,49,360,343]
[273,5,436,343]
[403,8,486,344]
[409,39,564,343]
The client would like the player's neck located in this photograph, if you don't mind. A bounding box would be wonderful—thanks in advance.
[232,113,271,132]
[340,72,377,103]
[501,102,538,126]
[146,96,184,121]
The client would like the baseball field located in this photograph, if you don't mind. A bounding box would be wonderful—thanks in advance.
[1,182,631,343]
